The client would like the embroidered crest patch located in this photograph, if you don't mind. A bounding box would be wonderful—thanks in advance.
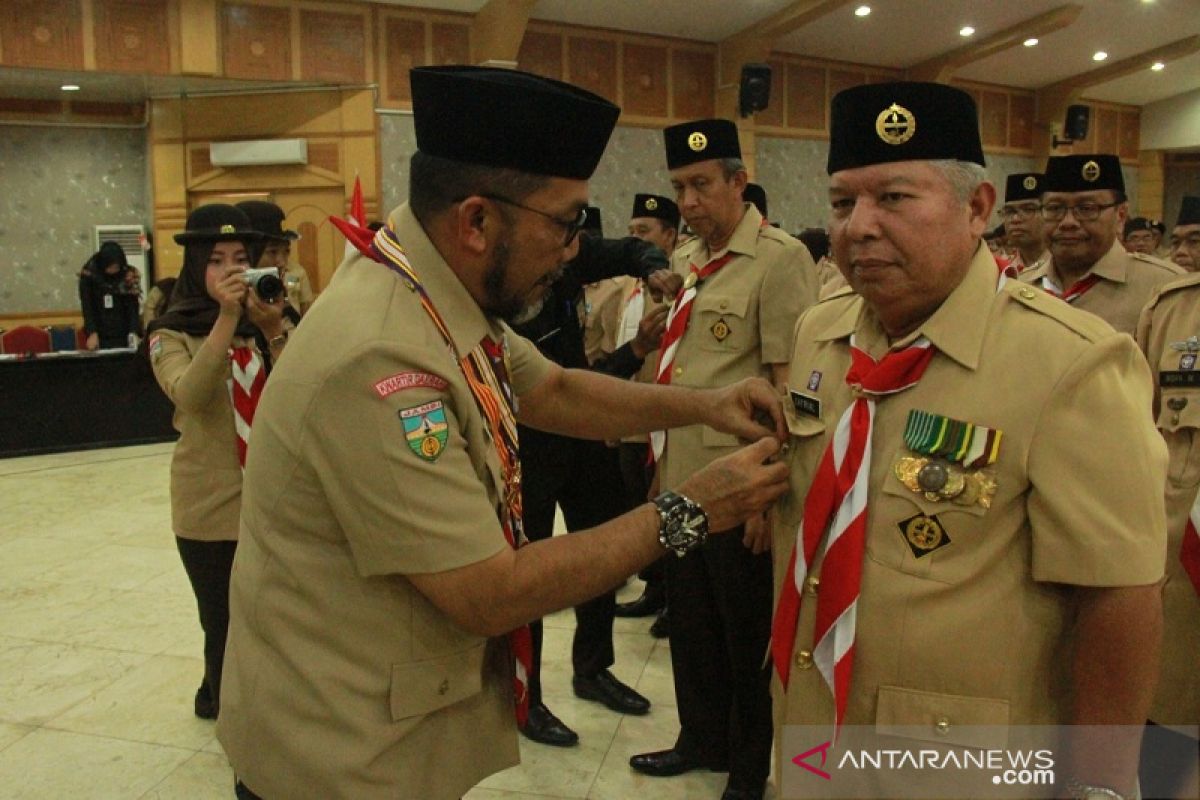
[399,400,449,462]
[898,513,951,559]
[711,317,731,342]
[374,371,448,398]
[149,334,163,362]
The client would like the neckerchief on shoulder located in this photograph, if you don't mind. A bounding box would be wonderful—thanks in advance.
[371,224,533,725]
[1041,272,1100,304]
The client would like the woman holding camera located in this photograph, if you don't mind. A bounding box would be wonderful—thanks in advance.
[147,204,287,720]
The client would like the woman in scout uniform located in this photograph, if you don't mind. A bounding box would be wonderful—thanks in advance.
[147,204,285,720]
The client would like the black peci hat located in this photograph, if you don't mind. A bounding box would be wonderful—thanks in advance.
[1124,217,1152,237]
[827,82,985,174]
[1177,197,1200,227]
[173,204,263,246]
[236,200,299,241]
[582,206,603,237]
[663,119,741,170]
[1043,154,1124,194]
[631,193,680,228]
[410,66,619,180]
[743,182,767,218]
[1005,173,1044,203]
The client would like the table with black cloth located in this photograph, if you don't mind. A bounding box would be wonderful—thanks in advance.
[0,348,177,458]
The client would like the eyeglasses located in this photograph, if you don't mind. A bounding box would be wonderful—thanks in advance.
[999,205,1040,221]
[477,193,588,247]
[1041,201,1121,222]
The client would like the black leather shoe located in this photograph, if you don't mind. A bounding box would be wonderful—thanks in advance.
[721,788,764,800]
[572,669,651,715]
[649,606,669,639]
[614,585,665,618]
[629,748,727,777]
[194,681,216,720]
[520,703,578,747]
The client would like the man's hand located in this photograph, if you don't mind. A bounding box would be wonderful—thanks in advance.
[85,332,99,351]
[646,269,682,303]
[678,437,789,533]
[630,305,669,359]
[743,510,772,554]
[704,377,787,444]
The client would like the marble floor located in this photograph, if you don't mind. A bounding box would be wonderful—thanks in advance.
[0,442,766,799]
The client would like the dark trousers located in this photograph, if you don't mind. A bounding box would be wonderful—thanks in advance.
[520,427,628,707]
[667,528,774,791]
[618,442,665,585]
[175,536,237,710]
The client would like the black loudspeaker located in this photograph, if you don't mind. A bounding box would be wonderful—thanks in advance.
[1064,104,1090,141]
[739,63,772,118]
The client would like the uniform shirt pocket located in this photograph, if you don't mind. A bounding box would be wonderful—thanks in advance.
[692,292,751,353]
[874,685,1010,749]
[389,641,486,722]
[1156,391,1200,488]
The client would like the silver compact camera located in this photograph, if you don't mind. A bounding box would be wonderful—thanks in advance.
[243,267,284,302]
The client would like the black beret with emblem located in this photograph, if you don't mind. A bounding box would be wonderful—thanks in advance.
[410,66,619,180]
[826,81,985,175]
[173,204,263,245]
[1178,196,1200,227]
[631,193,680,228]
[744,182,768,219]
[663,118,741,170]
[582,205,603,237]
[1004,173,1043,203]
[1043,154,1124,194]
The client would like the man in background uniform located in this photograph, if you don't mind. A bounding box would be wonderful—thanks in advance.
[629,119,817,800]
[1124,216,1158,255]
[1168,196,1200,272]
[998,172,1048,273]
[771,81,1165,800]
[1020,154,1183,335]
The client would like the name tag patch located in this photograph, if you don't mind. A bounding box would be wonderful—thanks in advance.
[1160,371,1200,388]
[789,390,821,419]
[374,371,449,398]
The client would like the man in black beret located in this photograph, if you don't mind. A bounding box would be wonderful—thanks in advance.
[630,118,816,800]
[999,172,1048,273]
[1019,153,1182,334]
[1168,195,1200,271]
[217,66,791,800]
[1123,216,1157,255]
[772,82,1165,799]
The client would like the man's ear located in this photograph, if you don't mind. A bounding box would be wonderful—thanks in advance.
[455,197,493,257]
[967,181,997,238]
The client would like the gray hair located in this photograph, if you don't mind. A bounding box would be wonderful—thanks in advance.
[718,157,747,180]
[929,160,989,203]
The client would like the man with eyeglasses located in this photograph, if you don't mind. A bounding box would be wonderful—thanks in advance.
[998,172,1048,273]
[1168,196,1200,272]
[629,119,816,800]
[217,66,793,800]
[1020,154,1183,335]
[1123,217,1158,256]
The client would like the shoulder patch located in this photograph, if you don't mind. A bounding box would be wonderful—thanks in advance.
[149,334,163,362]
[1003,282,1113,342]
[374,370,449,398]
[399,400,449,462]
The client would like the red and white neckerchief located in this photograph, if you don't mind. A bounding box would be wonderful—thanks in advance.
[228,346,266,469]
[771,334,935,732]
[1182,495,1200,597]
[649,251,736,460]
[1040,272,1101,304]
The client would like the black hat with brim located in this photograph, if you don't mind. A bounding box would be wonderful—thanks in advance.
[743,182,767,218]
[236,200,299,241]
[1178,197,1200,227]
[631,193,680,228]
[410,66,619,180]
[827,82,985,174]
[663,119,741,170]
[173,204,263,245]
[1043,154,1125,194]
[1005,173,1044,203]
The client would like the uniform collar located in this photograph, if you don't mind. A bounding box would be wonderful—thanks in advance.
[813,244,997,371]
[392,203,500,357]
[697,203,763,262]
[1042,238,1127,288]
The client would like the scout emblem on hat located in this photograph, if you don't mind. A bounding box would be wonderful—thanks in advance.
[689,132,708,152]
[1023,176,1038,191]
[711,317,731,342]
[631,193,680,227]
[1082,160,1101,182]
[898,513,951,559]
[645,197,658,210]
[400,400,449,462]
[876,103,916,146]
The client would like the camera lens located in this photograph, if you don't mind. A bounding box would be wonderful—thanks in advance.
[255,274,284,302]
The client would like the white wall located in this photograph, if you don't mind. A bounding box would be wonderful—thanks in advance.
[1141,88,1200,151]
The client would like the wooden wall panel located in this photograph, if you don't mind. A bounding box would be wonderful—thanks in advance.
[94,0,169,74]
[622,43,668,118]
[828,69,865,103]
[306,140,340,174]
[671,49,714,121]
[567,36,617,103]
[222,3,291,81]
[980,90,1008,149]
[430,21,469,66]
[1096,107,1119,155]
[382,17,424,104]
[753,59,785,128]
[1009,93,1034,150]
[517,30,563,81]
[0,0,84,70]
[785,63,824,130]
[1118,111,1140,160]
[299,10,365,83]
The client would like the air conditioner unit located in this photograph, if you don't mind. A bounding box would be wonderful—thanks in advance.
[210,138,308,167]
[94,224,149,298]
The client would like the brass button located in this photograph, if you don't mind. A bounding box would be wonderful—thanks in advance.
[1172,413,1181,426]
[1018,288,1037,300]
[438,679,450,695]
[935,716,951,735]
[674,366,684,376]
[795,650,814,670]
[805,575,820,596]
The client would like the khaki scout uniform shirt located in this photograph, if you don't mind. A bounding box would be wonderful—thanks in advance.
[660,204,817,490]
[774,246,1167,743]
[1020,240,1183,335]
[1136,273,1200,729]
[151,329,260,541]
[583,276,636,364]
[284,264,314,315]
[217,204,550,800]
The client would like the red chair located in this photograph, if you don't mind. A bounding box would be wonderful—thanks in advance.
[76,327,89,350]
[0,325,52,355]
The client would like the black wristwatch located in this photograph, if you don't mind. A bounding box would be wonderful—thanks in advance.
[653,491,709,557]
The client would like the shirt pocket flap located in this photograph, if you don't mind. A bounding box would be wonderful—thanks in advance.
[786,411,826,438]
[875,684,1010,749]
[389,642,486,722]
[694,292,750,318]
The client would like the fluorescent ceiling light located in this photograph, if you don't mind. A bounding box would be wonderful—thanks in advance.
[1023,38,1039,47]
[1151,61,1166,71]
[959,26,975,37]
[1093,51,1108,61]
[61,84,80,91]
[854,5,871,17]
